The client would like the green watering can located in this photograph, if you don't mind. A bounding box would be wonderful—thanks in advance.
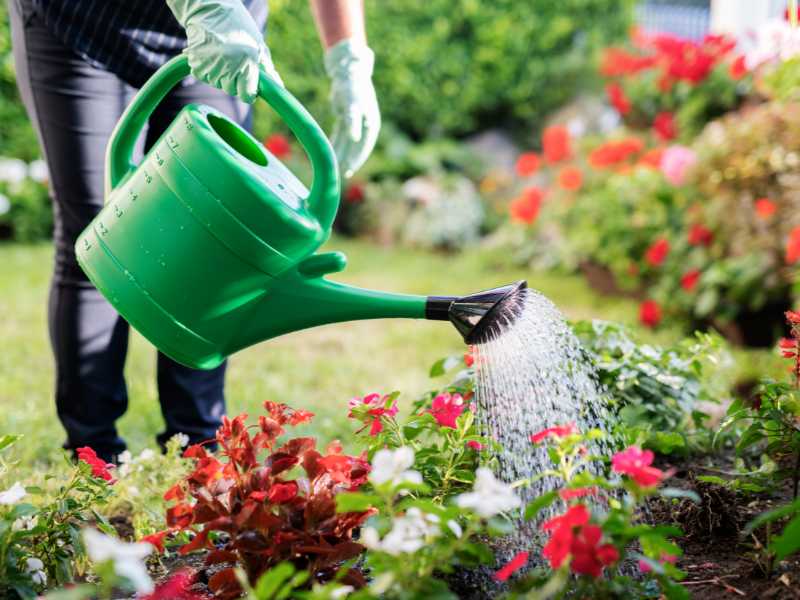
[76,55,525,369]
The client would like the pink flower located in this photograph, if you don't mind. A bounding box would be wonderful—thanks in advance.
[530,423,578,444]
[559,487,598,501]
[660,145,697,186]
[429,392,465,428]
[494,551,529,581]
[466,440,484,451]
[348,393,398,436]
[612,446,666,488]
[639,553,677,573]
[140,570,204,600]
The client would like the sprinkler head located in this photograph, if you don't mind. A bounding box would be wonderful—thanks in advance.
[426,281,527,344]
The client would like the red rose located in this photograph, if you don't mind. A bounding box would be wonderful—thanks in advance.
[639,300,662,328]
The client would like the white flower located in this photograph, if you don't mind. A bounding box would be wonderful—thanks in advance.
[82,529,154,593]
[27,160,48,184]
[137,448,156,462]
[447,519,463,538]
[456,468,521,518]
[118,450,133,464]
[172,433,190,448]
[0,193,9,215]
[331,585,355,598]
[12,515,38,531]
[25,557,47,586]
[0,482,27,505]
[369,447,422,487]
[361,508,440,556]
[0,158,27,185]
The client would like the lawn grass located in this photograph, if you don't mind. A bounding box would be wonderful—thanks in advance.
[0,237,778,479]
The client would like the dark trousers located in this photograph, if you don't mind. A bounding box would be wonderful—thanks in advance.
[9,0,252,461]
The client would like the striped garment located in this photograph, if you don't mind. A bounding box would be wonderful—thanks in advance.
[31,0,268,87]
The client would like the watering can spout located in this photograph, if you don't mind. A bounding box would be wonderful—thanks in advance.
[425,280,528,345]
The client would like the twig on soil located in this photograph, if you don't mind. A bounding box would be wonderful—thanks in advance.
[681,575,746,596]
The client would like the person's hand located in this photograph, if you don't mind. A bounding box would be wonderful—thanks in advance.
[324,39,381,178]
[166,0,282,103]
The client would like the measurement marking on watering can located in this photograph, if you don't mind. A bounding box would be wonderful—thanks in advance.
[83,238,92,251]
[98,222,108,236]
[114,205,123,218]
[183,116,193,130]
[129,190,138,202]
[155,151,164,166]
[143,170,152,184]
[167,135,179,149]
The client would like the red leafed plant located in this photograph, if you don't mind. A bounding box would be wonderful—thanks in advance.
[157,402,375,599]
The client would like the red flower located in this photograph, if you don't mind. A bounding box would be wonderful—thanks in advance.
[729,55,748,80]
[645,238,670,267]
[557,166,583,191]
[570,524,619,577]
[786,226,800,264]
[755,198,777,219]
[494,551,529,581]
[264,134,291,159]
[166,503,194,529]
[464,347,475,367]
[588,138,644,169]
[348,393,398,436]
[268,481,299,504]
[606,83,631,116]
[515,152,541,177]
[531,423,578,444]
[140,570,204,600]
[612,446,666,488]
[344,183,366,204]
[141,530,170,554]
[687,223,713,246]
[542,504,590,568]
[639,147,665,169]
[76,447,115,483]
[639,553,677,573]
[559,487,598,501]
[780,337,796,359]
[466,440,484,451]
[680,269,701,292]
[429,392,465,428]
[542,125,572,163]
[509,187,544,225]
[653,112,677,142]
[600,47,657,77]
[787,310,800,324]
[639,300,662,328]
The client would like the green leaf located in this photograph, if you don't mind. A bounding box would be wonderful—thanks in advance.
[429,358,447,378]
[0,434,21,451]
[524,491,559,521]
[254,562,297,599]
[335,492,379,513]
[772,513,800,560]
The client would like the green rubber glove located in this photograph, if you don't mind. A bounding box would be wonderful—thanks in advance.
[166,0,282,103]
[324,39,381,178]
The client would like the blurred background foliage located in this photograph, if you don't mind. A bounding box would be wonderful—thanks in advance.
[262,0,634,141]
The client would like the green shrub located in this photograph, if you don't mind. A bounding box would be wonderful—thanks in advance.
[260,0,634,140]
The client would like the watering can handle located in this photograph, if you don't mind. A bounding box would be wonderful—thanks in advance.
[105,54,340,232]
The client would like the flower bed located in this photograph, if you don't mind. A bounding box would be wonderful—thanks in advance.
[2,317,799,599]
[501,23,800,346]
